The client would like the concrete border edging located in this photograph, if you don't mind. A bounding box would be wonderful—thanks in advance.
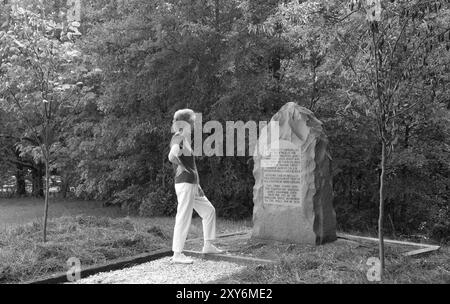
[183,250,276,265]
[24,248,172,284]
[337,233,440,257]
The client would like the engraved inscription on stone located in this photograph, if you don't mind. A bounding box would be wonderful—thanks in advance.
[263,141,302,206]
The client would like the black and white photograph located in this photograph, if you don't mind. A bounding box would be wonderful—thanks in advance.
[0,0,448,291]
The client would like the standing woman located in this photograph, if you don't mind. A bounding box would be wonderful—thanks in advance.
[168,109,223,264]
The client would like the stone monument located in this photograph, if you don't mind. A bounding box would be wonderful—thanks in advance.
[252,102,337,245]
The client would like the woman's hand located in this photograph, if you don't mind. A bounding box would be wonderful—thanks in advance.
[176,164,190,176]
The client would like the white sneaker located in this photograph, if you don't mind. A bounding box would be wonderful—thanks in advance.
[171,253,194,264]
[202,244,224,254]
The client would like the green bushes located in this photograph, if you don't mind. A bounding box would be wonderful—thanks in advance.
[139,188,177,217]
[431,221,450,244]
[198,157,255,219]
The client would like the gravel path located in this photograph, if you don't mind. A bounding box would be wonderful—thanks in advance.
[73,256,246,284]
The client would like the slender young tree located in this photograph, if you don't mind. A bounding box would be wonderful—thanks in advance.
[0,1,89,242]
[343,0,450,279]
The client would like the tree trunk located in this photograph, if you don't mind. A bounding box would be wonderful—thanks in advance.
[378,139,386,279]
[32,163,44,197]
[371,19,385,280]
[43,151,50,242]
[60,174,70,199]
[13,148,27,196]
[43,106,50,242]
[16,163,26,196]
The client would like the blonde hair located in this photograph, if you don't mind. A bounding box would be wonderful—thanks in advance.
[172,108,196,133]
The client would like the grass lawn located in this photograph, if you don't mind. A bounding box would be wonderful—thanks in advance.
[213,238,450,284]
[0,198,127,229]
[0,198,251,283]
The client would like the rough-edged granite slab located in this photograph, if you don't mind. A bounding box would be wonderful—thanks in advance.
[252,102,337,245]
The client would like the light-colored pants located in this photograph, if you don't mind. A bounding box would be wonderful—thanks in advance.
[172,183,216,252]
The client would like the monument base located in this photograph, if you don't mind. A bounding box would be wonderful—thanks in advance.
[251,204,337,245]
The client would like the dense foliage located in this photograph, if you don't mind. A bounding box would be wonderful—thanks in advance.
[0,0,449,242]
